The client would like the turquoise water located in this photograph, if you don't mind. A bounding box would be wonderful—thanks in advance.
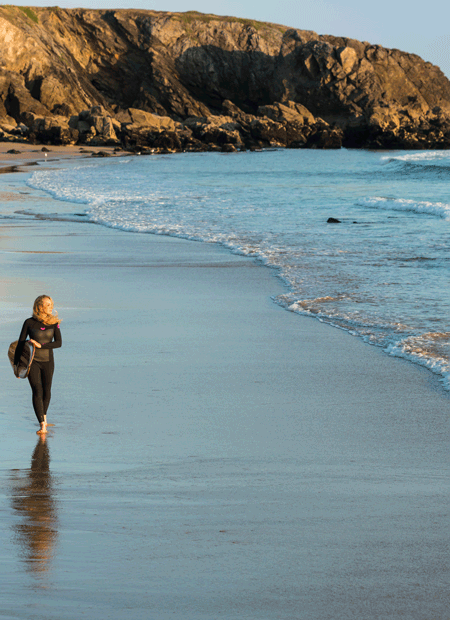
[27,148,450,387]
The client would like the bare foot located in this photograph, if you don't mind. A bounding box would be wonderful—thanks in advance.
[36,422,47,435]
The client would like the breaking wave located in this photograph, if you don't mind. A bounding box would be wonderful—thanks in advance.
[357,196,450,219]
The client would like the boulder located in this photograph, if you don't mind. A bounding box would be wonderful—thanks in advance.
[77,120,92,134]
[153,131,182,151]
[67,107,121,144]
[11,123,29,136]
[116,108,180,132]
[0,120,18,135]
[101,117,119,142]
[257,101,315,125]
[183,115,244,146]
[337,46,358,75]
[222,100,256,124]
[221,144,238,153]
[250,118,287,146]
[29,116,78,145]
[200,125,242,146]
[307,126,343,149]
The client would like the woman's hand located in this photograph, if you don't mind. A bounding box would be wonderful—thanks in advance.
[29,339,42,348]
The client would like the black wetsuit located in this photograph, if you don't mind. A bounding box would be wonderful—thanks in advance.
[14,318,62,423]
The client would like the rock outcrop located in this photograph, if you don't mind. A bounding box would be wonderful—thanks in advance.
[1,6,450,150]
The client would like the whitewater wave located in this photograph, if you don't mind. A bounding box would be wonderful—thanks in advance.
[27,159,133,208]
[381,151,450,164]
[385,332,450,386]
[357,196,450,219]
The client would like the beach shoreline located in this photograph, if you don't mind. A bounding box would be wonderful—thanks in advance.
[0,142,123,171]
[2,141,449,396]
[1,152,449,619]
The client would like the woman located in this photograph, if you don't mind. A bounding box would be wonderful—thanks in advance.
[14,295,62,435]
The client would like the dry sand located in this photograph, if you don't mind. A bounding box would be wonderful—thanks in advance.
[0,147,449,620]
[0,142,119,163]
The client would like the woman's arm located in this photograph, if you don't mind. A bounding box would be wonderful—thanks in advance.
[40,324,62,350]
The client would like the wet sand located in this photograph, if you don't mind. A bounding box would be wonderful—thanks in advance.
[0,153,449,620]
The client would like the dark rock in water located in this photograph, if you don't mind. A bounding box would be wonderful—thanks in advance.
[91,151,112,157]
[0,7,450,150]
[221,143,237,153]
[327,217,341,223]
[6,149,21,154]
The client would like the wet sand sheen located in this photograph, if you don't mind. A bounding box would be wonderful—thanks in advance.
[0,158,449,620]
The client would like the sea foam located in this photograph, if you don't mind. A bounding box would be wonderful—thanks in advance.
[357,197,450,219]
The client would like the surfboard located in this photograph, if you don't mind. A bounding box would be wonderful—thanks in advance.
[7,340,35,378]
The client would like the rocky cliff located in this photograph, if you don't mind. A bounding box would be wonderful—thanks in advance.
[1,6,450,150]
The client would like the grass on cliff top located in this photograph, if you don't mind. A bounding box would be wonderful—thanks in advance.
[178,10,286,33]
[19,6,38,23]
[2,5,39,23]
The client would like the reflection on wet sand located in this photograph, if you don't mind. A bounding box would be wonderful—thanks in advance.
[9,436,58,578]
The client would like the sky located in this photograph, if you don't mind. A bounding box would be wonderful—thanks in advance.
[9,0,450,79]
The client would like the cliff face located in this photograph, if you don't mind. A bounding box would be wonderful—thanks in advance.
[1,6,450,149]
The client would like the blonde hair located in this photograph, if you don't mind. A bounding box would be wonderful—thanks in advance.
[32,295,61,325]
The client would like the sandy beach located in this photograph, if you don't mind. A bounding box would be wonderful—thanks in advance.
[1,146,449,620]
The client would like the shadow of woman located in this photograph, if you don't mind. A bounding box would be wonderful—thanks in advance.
[9,436,58,579]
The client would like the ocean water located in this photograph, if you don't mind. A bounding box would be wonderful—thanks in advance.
[25,148,450,388]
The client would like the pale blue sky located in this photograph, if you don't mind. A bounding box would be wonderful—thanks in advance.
[11,0,450,78]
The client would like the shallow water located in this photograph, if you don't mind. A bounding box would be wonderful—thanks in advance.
[24,149,450,388]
